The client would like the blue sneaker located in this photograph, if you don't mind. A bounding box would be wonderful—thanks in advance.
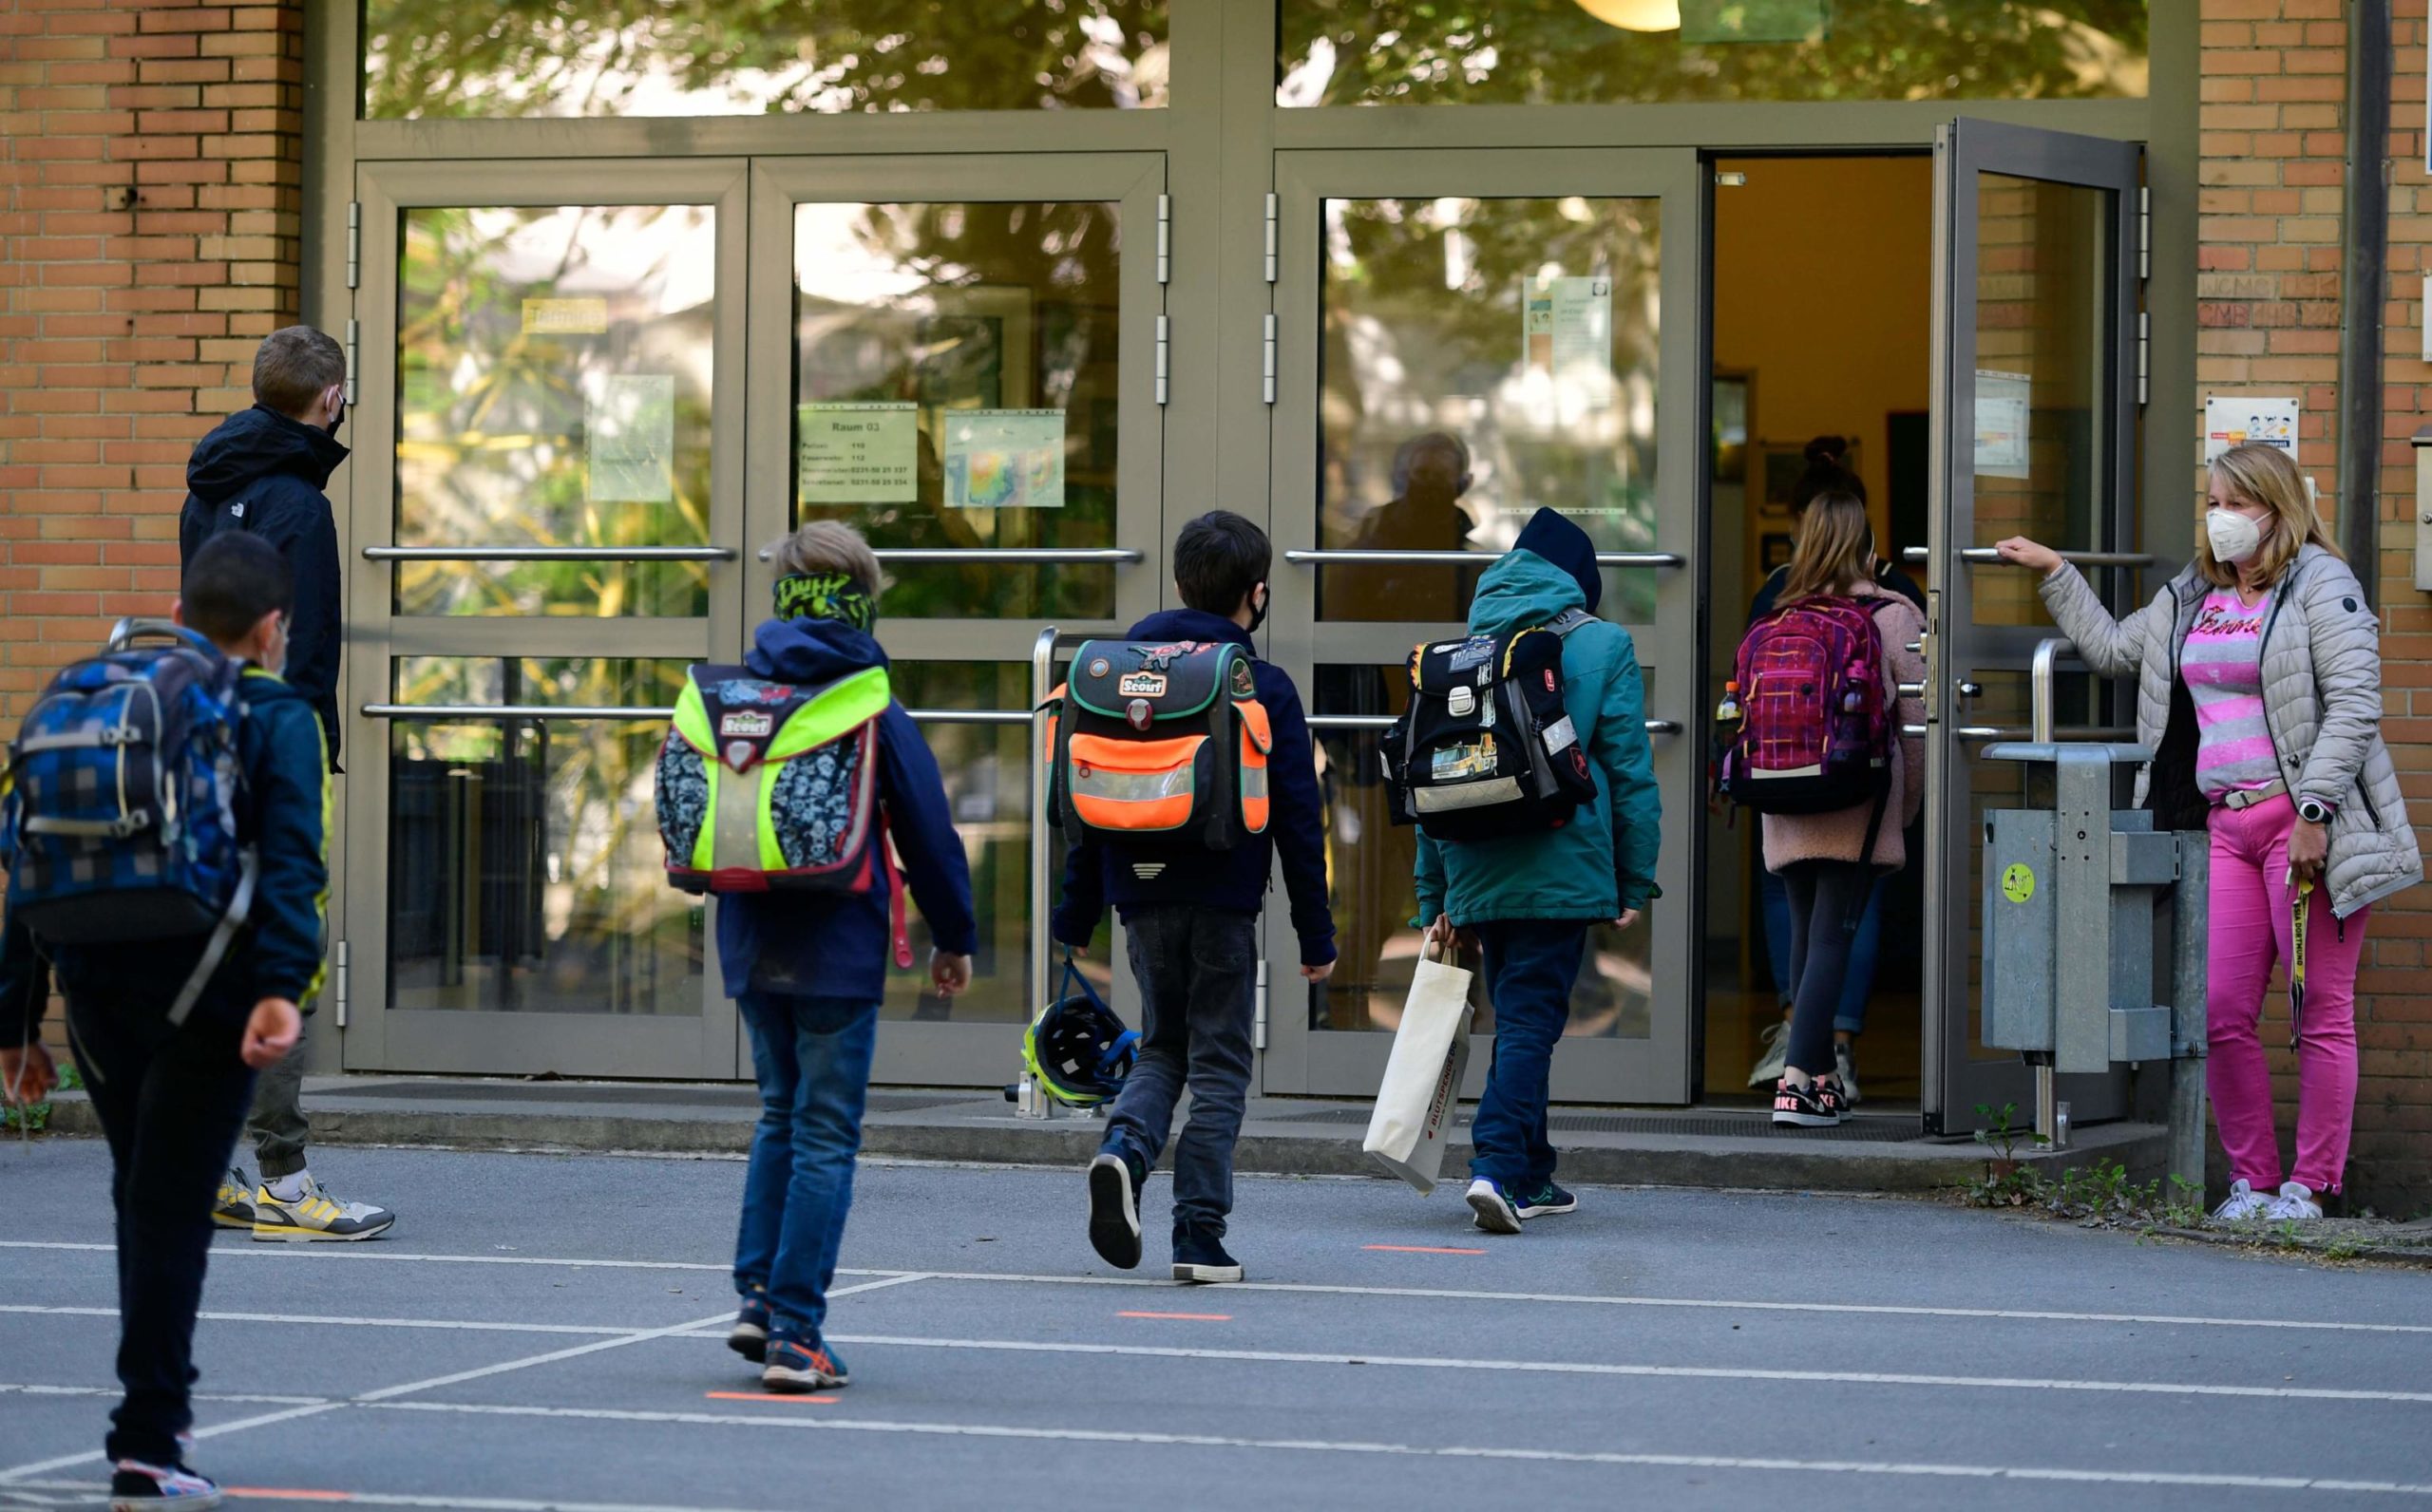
[728,1286,770,1364]
[1172,1222,1243,1284]
[1466,1178,1523,1236]
[763,1334,849,1393]
[1513,1182,1577,1219]
[1087,1147,1146,1271]
[109,1459,221,1508]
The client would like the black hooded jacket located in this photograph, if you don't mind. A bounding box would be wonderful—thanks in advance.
[179,406,349,769]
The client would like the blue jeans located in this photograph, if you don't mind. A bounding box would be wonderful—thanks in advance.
[1759,864,1884,1035]
[733,992,879,1341]
[1102,906,1257,1240]
[1467,919,1589,1194]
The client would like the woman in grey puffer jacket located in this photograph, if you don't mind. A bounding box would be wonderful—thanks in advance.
[1997,444,2421,1226]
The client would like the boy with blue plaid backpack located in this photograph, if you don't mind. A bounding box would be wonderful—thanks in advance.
[0,533,332,1509]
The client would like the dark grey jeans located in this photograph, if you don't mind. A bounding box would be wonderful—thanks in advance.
[1102,906,1257,1241]
[243,1011,312,1179]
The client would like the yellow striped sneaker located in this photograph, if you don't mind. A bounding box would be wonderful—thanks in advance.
[251,1173,395,1242]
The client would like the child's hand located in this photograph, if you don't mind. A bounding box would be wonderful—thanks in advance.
[241,998,301,1069]
[1,1041,57,1106]
[930,951,973,997]
[1300,960,1335,982]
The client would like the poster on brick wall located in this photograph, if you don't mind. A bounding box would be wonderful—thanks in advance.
[2204,395,2297,464]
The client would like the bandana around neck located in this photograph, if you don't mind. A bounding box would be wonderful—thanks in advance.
[772,572,876,632]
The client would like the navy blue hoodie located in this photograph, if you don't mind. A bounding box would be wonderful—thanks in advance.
[180,406,349,770]
[1052,609,1336,968]
[713,616,978,1003]
[1,668,332,1040]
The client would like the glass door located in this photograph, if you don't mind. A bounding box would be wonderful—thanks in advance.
[345,160,750,1078]
[1924,119,2145,1135]
[1264,149,1702,1103]
[746,154,1168,1086]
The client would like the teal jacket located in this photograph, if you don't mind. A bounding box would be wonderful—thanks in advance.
[1413,551,1662,927]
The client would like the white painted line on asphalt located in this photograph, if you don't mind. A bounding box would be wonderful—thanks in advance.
[6,1482,785,1512]
[0,1400,342,1483]
[352,1401,2432,1496]
[0,1384,328,1407]
[816,1332,2432,1406]
[10,1239,2425,1338]
[826,1273,933,1299]
[352,1310,738,1403]
[0,1306,637,1337]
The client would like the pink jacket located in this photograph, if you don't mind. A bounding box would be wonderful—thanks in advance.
[1759,585,1928,874]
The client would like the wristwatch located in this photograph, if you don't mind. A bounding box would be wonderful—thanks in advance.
[2297,797,2335,825]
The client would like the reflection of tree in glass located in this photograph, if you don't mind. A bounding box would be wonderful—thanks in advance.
[398,205,714,618]
[366,0,1168,120]
[1281,1,2147,108]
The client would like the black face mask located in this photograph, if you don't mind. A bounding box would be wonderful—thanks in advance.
[1246,583,1269,634]
[324,406,346,440]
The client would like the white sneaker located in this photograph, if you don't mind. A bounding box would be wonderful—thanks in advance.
[2266,1181,2324,1222]
[1833,1042,1862,1107]
[1746,1020,1790,1087]
[2210,1180,2271,1223]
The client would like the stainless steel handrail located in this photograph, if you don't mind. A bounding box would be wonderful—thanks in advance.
[867,547,1144,565]
[1903,547,2155,568]
[364,546,736,562]
[1306,713,1681,735]
[363,703,1033,726]
[1283,548,1686,568]
[1904,723,2135,741]
[2031,637,2078,744]
[1028,626,1058,1087]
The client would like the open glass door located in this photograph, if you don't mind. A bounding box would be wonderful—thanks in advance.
[1923,120,2149,1135]
[1264,149,1702,1103]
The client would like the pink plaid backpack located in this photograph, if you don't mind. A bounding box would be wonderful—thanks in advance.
[1720,596,1893,820]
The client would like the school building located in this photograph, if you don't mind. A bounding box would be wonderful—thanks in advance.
[3,0,2429,1209]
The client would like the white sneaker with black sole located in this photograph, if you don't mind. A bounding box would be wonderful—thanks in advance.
[1087,1150,1143,1270]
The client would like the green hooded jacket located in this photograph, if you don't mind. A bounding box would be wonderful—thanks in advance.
[1413,550,1662,927]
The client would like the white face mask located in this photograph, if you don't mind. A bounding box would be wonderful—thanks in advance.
[2206,508,2264,566]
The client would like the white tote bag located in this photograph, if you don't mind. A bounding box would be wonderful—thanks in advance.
[1362,944,1475,1195]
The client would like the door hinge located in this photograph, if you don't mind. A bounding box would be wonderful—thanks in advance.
[345,200,360,291]
[2137,311,2150,406]
[1262,312,1277,406]
[1155,193,1170,286]
[1264,192,1279,284]
[1254,958,1269,1051]
[343,317,358,406]
[2138,185,2151,282]
[332,939,349,1029]
[1154,313,1170,406]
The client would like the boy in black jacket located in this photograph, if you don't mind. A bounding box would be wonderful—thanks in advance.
[1,533,332,1510]
[1056,511,1336,1284]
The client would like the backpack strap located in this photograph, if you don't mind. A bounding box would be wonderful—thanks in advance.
[165,847,257,1028]
[878,806,912,971]
[1548,608,1598,638]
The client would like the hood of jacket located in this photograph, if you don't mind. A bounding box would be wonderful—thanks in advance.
[744,614,890,686]
[1126,606,1254,651]
[185,405,350,506]
[1467,548,1588,636]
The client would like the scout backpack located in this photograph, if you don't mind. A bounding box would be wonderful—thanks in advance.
[1719,596,1892,816]
[1381,610,1599,842]
[1046,639,1271,851]
[0,622,257,1026]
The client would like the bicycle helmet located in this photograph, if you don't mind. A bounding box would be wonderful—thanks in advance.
[1022,958,1139,1107]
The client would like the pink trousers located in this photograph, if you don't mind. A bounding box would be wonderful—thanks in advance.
[2206,794,2368,1194]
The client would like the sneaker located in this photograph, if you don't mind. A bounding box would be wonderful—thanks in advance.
[1834,1043,1862,1107]
[2210,1179,2272,1224]
[728,1288,770,1365]
[1512,1182,1578,1219]
[2266,1181,2324,1223]
[762,1335,848,1393]
[210,1168,253,1231]
[251,1174,396,1242]
[109,1459,221,1508]
[1465,1178,1524,1236]
[1086,1148,1145,1271]
[1172,1224,1244,1284]
[1814,1079,1850,1120]
[1772,1077,1841,1128]
[1746,1019,1791,1087]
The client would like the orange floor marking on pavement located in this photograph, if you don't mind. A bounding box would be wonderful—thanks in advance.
[223,1492,352,1503]
[704,1390,840,1404]
[1118,1310,1232,1320]
[1362,1244,1486,1256]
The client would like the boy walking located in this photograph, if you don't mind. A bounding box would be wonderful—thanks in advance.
[1058,510,1336,1284]
[714,522,977,1392]
[0,533,332,1508]
[1416,507,1660,1235]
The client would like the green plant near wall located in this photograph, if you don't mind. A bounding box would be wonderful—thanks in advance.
[1,1061,82,1135]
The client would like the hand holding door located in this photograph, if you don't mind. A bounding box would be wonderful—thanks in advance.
[1993,538,2064,576]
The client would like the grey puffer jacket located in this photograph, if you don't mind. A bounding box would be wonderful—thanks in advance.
[2040,544,2422,920]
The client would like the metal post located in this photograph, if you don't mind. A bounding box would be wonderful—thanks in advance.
[2168,836,2211,1195]
[1016,625,1061,1121]
[2029,636,2073,745]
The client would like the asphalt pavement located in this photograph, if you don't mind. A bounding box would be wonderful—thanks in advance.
[4,1140,2429,1511]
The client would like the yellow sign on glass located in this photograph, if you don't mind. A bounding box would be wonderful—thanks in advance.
[522,297,609,336]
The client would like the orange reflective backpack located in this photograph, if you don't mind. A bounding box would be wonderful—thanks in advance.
[1044,639,1272,851]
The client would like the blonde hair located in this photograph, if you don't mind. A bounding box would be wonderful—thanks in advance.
[1779,491,1875,605]
[763,520,884,595]
[2199,443,2338,589]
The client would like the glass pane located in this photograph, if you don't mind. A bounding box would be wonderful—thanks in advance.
[397,204,716,618]
[1309,664,1653,1040]
[1315,197,1660,626]
[1279,1,2147,108]
[366,1,1171,120]
[792,201,1123,622]
[387,658,702,1015]
[1969,173,2109,627]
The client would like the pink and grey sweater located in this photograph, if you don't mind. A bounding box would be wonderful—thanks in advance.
[1758,584,1928,875]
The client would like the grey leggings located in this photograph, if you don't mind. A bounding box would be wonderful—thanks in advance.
[1782,860,1873,1079]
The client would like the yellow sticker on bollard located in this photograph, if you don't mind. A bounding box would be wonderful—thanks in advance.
[2002,863,2036,904]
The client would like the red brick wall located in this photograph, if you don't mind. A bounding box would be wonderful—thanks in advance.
[0,0,306,1054]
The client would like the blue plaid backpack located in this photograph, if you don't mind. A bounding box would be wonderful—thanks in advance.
[0,621,256,1025]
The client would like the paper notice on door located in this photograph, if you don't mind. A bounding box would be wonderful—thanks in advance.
[2205,394,2297,463]
[586,374,674,503]
[523,297,608,336]
[1524,275,1613,385]
[798,402,918,504]
[941,409,1065,509]
[1973,369,2032,480]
